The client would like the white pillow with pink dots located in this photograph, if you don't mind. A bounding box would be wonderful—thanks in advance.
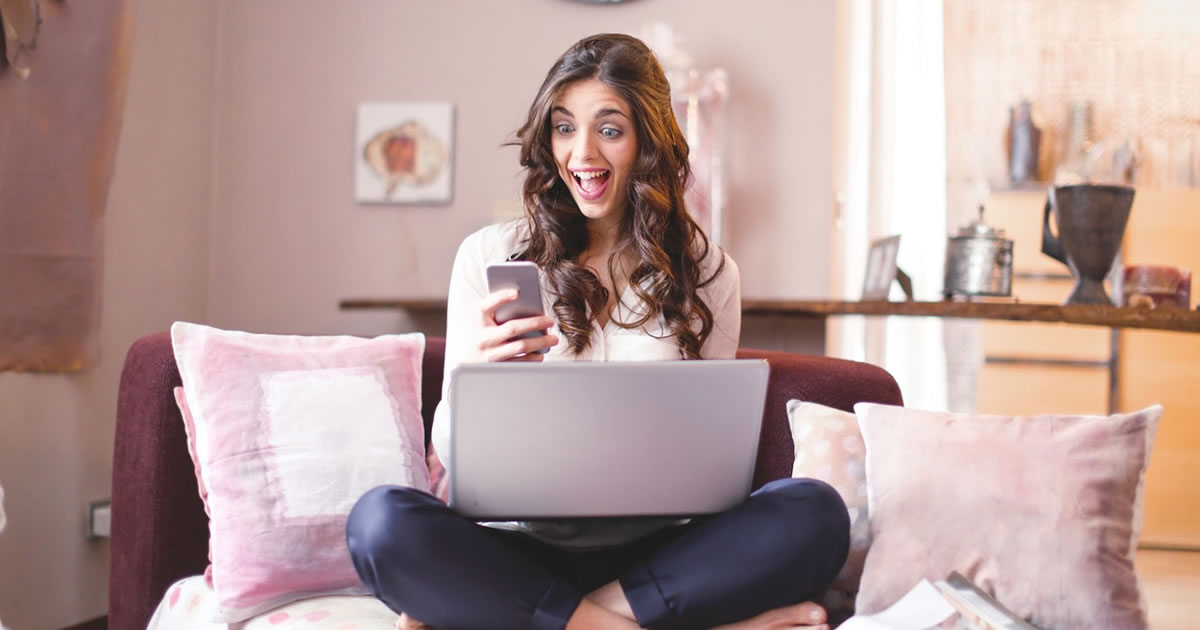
[148,576,395,630]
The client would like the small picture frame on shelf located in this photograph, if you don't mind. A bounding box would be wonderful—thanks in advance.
[862,235,902,301]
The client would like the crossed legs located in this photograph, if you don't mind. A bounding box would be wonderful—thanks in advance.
[346,478,849,630]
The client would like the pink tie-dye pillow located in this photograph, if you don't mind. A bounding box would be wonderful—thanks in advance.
[170,322,430,623]
[854,402,1162,630]
[426,441,450,504]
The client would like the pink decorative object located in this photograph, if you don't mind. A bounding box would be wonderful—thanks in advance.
[170,322,429,623]
[1122,264,1191,308]
[853,403,1162,630]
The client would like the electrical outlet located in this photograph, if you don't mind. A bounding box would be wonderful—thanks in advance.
[88,499,111,539]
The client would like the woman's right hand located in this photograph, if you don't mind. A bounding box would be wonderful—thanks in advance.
[472,289,558,362]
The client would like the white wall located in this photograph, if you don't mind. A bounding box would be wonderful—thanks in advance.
[0,0,216,627]
[207,0,838,336]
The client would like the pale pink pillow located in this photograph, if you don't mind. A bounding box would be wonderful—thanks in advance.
[785,400,867,621]
[170,322,429,622]
[854,402,1162,630]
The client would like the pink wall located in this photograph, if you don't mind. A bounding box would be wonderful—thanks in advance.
[207,0,837,335]
[0,2,836,628]
[0,0,216,627]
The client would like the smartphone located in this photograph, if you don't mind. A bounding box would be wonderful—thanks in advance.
[485,261,550,353]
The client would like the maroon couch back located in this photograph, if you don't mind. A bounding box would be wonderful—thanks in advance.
[109,333,900,630]
[736,348,903,487]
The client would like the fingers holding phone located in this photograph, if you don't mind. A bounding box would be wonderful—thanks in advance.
[478,263,557,362]
[477,290,556,361]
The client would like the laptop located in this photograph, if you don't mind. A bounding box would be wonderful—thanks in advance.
[448,360,770,520]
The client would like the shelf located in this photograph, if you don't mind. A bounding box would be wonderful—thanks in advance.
[340,298,1200,334]
[340,298,448,311]
[741,300,1200,334]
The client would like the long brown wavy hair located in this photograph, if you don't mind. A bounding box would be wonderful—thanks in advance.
[512,33,724,359]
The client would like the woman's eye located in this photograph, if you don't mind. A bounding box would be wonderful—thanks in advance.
[600,127,621,139]
[554,123,573,135]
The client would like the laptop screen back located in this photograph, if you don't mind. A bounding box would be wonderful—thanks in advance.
[449,360,769,520]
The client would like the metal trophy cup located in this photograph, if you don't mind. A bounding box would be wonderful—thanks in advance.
[1041,184,1135,305]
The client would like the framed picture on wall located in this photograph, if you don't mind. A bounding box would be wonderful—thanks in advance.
[355,102,454,204]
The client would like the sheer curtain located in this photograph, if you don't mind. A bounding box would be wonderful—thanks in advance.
[830,0,949,412]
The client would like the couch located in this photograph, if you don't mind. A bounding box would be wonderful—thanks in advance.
[108,332,903,630]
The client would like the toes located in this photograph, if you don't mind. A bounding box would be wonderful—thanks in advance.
[787,601,827,625]
[397,614,429,630]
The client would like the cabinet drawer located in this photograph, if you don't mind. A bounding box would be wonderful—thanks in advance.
[977,363,1109,417]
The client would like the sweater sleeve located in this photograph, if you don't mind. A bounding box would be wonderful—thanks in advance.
[699,252,741,360]
[431,231,492,470]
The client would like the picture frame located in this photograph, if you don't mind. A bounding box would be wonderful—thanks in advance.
[862,235,903,300]
[355,101,454,204]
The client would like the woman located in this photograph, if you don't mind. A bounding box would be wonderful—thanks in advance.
[347,34,849,630]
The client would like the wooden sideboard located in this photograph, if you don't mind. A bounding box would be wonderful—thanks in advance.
[740,299,1200,333]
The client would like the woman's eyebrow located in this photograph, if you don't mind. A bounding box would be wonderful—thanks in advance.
[595,108,631,120]
[551,105,630,120]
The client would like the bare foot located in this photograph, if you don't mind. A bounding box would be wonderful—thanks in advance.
[711,601,828,630]
[395,613,434,630]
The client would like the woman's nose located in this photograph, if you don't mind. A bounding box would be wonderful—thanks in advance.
[573,133,597,161]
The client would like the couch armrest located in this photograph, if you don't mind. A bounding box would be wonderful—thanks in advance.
[736,349,903,489]
[110,333,208,630]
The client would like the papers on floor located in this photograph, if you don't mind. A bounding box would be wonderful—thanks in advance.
[839,572,1040,630]
[837,580,956,630]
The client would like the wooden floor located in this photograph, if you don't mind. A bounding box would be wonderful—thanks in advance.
[1139,549,1200,629]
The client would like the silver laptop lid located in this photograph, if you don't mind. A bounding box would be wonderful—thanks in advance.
[449,360,769,520]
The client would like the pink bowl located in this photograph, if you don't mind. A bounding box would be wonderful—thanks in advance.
[1122,265,1191,308]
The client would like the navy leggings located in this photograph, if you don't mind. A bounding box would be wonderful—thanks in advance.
[345,478,849,630]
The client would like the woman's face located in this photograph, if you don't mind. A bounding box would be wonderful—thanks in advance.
[549,79,639,234]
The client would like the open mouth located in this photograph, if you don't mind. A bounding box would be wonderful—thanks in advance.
[571,169,611,201]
